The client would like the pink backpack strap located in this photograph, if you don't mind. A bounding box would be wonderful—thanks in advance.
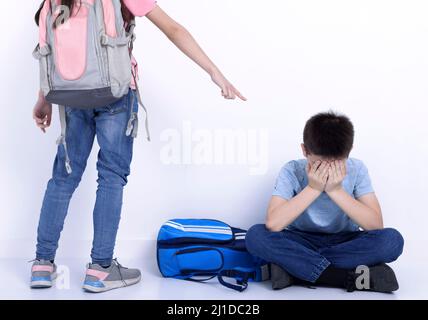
[38,0,52,47]
[101,0,118,38]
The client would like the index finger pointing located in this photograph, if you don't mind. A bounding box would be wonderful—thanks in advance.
[236,90,247,101]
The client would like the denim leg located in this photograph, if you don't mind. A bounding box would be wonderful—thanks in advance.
[90,91,137,266]
[36,108,96,261]
[320,228,404,269]
[246,224,331,282]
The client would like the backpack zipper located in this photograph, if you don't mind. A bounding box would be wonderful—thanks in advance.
[45,55,52,90]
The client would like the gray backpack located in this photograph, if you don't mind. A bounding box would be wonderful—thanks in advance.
[33,0,149,174]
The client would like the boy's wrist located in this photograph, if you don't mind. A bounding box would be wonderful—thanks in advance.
[305,185,323,197]
[326,186,345,197]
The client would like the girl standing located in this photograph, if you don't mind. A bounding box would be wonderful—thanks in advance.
[31,0,245,293]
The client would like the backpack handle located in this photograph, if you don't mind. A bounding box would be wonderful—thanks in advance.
[184,274,218,282]
[217,269,256,292]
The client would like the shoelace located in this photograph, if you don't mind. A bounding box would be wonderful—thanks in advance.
[112,258,128,287]
[28,258,53,264]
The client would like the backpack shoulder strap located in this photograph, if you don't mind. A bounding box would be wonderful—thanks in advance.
[95,0,126,38]
[38,0,53,47]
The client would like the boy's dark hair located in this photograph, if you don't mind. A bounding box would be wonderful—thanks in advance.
[303,111,354,158]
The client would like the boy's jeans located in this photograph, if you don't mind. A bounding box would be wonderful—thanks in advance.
[246,224,404,283]
[36,90,138,266]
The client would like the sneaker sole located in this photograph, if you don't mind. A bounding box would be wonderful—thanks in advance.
[30,272,57,289]
[82,275,141,293]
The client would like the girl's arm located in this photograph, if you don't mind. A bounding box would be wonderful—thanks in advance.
[146,6,246,101]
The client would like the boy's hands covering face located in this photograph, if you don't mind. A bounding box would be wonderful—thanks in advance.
[325,160,347,193]
[306,160,347,192]
[306,161,330,192]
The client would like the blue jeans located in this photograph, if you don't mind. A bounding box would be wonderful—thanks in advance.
[246,224,404,283]
[36,90,138,266]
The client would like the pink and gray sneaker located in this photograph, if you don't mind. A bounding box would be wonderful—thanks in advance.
[83,259,141,293]
[30,259,57,288]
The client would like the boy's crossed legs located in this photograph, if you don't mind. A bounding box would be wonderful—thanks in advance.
[246,224,404,292]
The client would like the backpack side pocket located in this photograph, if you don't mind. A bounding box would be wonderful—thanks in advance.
[33,44,52,96]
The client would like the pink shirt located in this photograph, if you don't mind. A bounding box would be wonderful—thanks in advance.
[123,0,157,89]
[123,0,157,17]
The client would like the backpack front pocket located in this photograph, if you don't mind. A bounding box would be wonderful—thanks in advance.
[175,247,224,276]
[100,34,132,97]
[53,6,89,81]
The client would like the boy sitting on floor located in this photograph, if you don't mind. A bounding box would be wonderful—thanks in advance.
[246,111,404,292]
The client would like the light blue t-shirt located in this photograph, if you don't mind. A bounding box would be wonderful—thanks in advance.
[272,158,374,233]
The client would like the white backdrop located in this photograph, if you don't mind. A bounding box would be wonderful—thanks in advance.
[0,0,427,270]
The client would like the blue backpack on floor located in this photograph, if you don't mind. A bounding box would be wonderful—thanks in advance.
[157,219,270,292]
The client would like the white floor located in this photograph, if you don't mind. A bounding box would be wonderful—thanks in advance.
[0,240,426,300]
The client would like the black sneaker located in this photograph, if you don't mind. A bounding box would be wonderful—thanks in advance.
[346,263,399,293]
[271,263,294,290]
